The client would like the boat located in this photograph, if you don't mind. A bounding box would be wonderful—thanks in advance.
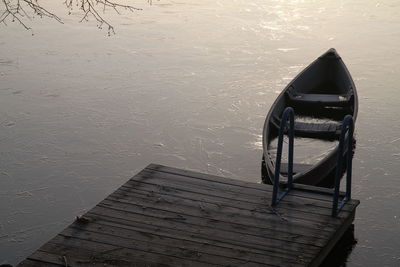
[262,48,358,186]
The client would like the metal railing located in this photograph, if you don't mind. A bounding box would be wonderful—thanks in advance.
[332,115,354,217]
[270,108,354,216]
[271,107,294,206]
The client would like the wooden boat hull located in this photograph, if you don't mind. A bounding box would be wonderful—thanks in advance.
[262,48,358,186]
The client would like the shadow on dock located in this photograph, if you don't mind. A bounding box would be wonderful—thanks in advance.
[320,224,357,267]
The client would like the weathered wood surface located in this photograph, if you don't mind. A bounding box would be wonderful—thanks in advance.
[18,164,359,267]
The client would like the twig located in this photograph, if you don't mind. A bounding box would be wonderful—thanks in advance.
[64,0,143,35]
[1,0,143,34]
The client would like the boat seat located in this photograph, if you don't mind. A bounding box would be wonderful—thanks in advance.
[286,87,353,107]
[272,115,341,139]
[294,121,341,138]
[280,163,313,175]
[294,105,351,121]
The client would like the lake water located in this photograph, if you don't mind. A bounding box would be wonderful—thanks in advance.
[1,0,399,265]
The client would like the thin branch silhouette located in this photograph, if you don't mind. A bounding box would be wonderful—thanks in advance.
[1,0,145,34]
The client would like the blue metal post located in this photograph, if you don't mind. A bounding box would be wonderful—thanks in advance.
[271,107,295,206]
[332,115,354,217]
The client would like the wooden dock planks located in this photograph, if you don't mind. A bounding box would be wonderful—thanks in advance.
[17,164,359,267]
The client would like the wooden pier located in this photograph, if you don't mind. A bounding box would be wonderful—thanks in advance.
[18,164,359,267]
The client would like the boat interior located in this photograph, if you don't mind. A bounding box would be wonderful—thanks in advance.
[269,56,355,142]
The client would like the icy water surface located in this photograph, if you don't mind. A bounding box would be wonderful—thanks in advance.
[1,0,400,265]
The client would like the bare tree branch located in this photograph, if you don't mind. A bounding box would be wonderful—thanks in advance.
[0,0,144,34]
[1,0,32,30]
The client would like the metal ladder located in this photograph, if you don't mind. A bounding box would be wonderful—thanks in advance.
[271,107,294,206]
[332,115,354,217]
[270,107,355,217]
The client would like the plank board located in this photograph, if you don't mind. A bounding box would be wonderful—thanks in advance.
[17,164,359,267]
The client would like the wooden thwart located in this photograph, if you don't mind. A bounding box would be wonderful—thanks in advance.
[18,164,359,267]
